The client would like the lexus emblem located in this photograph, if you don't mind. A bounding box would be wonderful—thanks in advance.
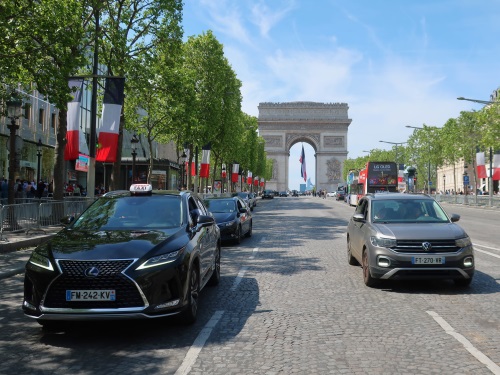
[84,267,100,277]
[422,242,432,252]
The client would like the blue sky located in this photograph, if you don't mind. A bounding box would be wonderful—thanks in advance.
[182,0,500,190]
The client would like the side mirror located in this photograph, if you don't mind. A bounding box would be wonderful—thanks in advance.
[450,213,460,222]
[190,209,202,226]
[352,213,365,222]
[239,207,247,214]
[196,214,215,229]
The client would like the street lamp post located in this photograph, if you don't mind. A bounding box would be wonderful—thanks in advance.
[36,139,42,184]
[6,98,23,205]
[131,134,139,186]
[379,140,407,170]
[463,171,468,204]
[457,96,496,206]
[406,125,433,195]
[443,174,446,194]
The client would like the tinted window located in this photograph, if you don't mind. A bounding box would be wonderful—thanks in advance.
[73,196,182,230]
[206,199,236,213]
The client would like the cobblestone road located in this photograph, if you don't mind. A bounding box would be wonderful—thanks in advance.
[1,196,499,375]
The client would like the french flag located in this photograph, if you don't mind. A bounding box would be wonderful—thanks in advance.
[247,171,253,185]
[299,144,307,182]
[221,164,227,179]
[64,79,84,160]
[254,176,259,186]
[493,154,500,180]
[476,152,487,179]
[231,163,239,183]
[96,78,125,162]
[199,144,211,178]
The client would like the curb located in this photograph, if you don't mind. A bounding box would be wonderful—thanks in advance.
[0,234,56,253]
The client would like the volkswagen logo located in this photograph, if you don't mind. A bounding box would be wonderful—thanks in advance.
[422,242,432,252]
[84,267,100,277]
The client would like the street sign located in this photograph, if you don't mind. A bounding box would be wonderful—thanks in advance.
[429,181,432,186]
[463,175,469,184]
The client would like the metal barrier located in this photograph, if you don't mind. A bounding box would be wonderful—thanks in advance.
[0,198,95,236]
[434,194,500,208]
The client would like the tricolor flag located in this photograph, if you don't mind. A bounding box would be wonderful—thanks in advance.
[493,154,500,180]
[254,176,259,186]
[96,78,125,162]
[260,178,265,187]
[231,163,239,183]
[476,152,487,179]
[221,164,227,179]
[199,144,211,178]
[247,171,253,185]
[64,79,84,160]
[299,144,307,182]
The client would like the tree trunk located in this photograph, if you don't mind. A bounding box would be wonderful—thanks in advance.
[53,109,67,201]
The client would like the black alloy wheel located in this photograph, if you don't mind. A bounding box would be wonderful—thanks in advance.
[181,266,200,324]
[235,225,242,244]
[208,245,221,286]
[246,221,253,237]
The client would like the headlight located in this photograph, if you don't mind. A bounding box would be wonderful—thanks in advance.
[29,252,54,271]
[370,236,397,248]
[455,236,472,248]
[136,248,184,270]
[223,220,235,227]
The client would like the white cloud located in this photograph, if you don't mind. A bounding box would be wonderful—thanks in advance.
[250,0,297,37]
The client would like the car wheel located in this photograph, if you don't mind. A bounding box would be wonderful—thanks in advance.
[347,237,358,266]
[454,277,473,287]
[246,221,253,237]
[235,226,242,244]
[362,249,378,287]
[208,245,221,286]
[181,266,199,324]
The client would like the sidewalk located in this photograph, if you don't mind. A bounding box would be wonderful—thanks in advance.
[0,226,62,280]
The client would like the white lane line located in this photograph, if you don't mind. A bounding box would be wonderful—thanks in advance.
[175,310,225,375]
[473,243,500,252]
[427,311,500,375]
[475,249,500,259]
[230,267,247,291]
[249,248,259,259]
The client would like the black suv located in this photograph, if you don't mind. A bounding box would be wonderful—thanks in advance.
[346,193,474,287]
[262,189,274,199]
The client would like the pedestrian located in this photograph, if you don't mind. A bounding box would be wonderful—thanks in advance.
[36,180,45,199]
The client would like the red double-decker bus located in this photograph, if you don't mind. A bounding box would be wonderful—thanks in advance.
[350,162,398,205]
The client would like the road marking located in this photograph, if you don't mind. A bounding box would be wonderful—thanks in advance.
[249,248,259,259]
[230,267,247,291]
[427,311,500,375]
[175,310,224,375]
[475,249,500,259]
[473,243,500,251]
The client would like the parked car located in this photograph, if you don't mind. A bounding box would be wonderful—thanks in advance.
[279,191,288,197]
[291,190,299,197]
[326,191,337,197]
[233,192,256,211]
[23,184,221,328]
[346,193,474,288]
[262,189,274,199]
[205,196,252,244]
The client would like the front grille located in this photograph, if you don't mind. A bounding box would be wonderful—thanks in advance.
[393,239,459,253]
[43,260,145,309]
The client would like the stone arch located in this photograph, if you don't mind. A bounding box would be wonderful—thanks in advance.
[258,101,351,192]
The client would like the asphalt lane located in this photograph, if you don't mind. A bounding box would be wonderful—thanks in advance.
[1,196,499,375]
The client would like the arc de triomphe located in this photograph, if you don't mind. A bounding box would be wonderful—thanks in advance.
[258,101,351,192]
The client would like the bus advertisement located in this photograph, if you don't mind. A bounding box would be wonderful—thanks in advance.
[348,162,398,206]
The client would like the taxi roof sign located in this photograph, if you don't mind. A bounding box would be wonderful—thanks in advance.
[130,184,153,195]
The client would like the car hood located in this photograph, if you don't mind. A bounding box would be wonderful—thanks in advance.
[40,227,187,260]
[373,222,467,240]
[212,212,236,223]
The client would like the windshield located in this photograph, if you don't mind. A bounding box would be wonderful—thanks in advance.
[205,199,236,213]
[371,199,450,223]
[71,196,183,231]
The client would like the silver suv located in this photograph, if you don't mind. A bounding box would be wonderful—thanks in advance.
[346,193,474,287]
